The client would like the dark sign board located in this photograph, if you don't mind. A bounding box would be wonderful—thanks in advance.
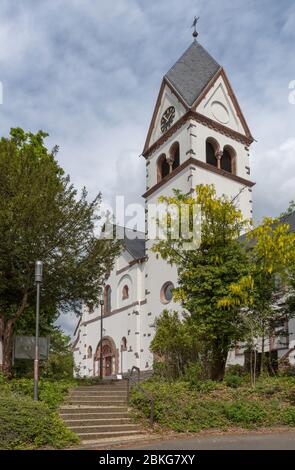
[13,336,50,360]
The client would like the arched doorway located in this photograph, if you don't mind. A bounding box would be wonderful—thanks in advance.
[94,336,118,377]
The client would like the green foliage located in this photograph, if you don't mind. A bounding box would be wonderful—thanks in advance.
[131,380,226,432]
[0,127,121,375]
[183,362,204,385]
[223,400,268,426]
[183,362,217,390]
[9,378,74,409]
[224,366,247,388]
[152,185,251,380]
[131,376,295,432]
[42,328,74,380]
[282,407,295,426]
[0,393,78,450]
[153,186,295,382]
[224,374,243,389]
[0,375,79,449]
[219,214,295,379]
[225,365,246,377]
[150,311,201,379]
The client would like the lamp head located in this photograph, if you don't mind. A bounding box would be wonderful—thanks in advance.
[35,261,43,283]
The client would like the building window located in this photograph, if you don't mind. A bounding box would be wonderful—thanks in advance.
[157,153,170,182]
[122,285,129,300]
[160,281,174,304]
[104,285,112,314]
[221,146,236,174]
[169,142,180,171]
[206,138,219,167]
[121,337,127,351]
[87,346,92,359]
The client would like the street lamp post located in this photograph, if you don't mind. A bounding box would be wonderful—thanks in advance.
[34,261,43,401]
[99,294,104,380]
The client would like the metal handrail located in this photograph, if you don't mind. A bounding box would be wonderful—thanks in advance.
[126,366,155,426]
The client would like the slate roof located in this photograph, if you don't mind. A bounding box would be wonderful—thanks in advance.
[115,226,146,260]
[239,211,295,245]
[165,41,221,107]
[282,211,295,232]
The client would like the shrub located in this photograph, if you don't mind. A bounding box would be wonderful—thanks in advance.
[10,378,74,409]
[225,365,245,377]
[189,379,217,392]
[183,362,204,386]
[225,374,243,389]
[150,311,201,379]
[0,393,79,449]
[282,406,295,426]
[130,377,295,433]
[223,401,268,427]
[279,363,295,377]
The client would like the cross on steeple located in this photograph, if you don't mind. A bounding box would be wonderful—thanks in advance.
[191,16,200,40]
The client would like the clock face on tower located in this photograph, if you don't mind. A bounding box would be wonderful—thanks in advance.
[160,106,175,133]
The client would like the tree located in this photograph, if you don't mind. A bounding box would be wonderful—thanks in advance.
[43,328,75,379]
[150,310,201,379]
[0,128,121,376]
[153,184,250,380]
[219,214,295,379]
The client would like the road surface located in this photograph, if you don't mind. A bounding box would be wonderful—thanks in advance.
[124,431,295,450]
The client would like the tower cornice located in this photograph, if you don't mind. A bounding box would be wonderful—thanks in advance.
[142,156,255,199]
[142,110,254,159]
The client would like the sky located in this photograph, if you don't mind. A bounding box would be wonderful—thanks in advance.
[0,0,294,335]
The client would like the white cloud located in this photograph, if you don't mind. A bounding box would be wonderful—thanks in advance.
[252,138,295,222]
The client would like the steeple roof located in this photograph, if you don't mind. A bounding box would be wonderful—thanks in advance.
[165,41,221,107]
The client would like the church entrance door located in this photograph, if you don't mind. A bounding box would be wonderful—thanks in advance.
[105,355,112,376]
[95,337,117,378]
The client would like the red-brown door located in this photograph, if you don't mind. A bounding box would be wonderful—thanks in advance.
[105,356,112,376]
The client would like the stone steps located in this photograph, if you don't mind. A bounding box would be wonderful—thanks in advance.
[60,406,127,413]
[69,389,127,394]
[67,423,140,434]
[60,380,145,444]
[74,430,143,441]
[63,417,132,426]
[64,400,127,406]
[70,386,128,392]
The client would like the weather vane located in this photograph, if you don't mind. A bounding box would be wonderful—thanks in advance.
[191,16,200,39]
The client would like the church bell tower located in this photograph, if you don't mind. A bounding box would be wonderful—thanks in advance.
[139,30,255,371]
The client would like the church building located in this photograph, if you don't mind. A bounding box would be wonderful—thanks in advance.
[73,35,279,377]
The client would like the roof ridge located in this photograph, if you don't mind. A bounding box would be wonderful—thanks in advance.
[164,40,221,107]
[166,40,220,73]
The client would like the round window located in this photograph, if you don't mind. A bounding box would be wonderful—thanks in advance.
[160,282,174,304]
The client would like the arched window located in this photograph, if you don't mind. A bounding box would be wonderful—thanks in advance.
[169,142,180,171]
[121,337,127,351]
[104,285,112,314]
[221,146,236,174]
[87,346,92,359]
[160,281,174,304]
[157,154,170,182]
[122,285,129,300]
[221,149,232,172]
[206,138,219,167]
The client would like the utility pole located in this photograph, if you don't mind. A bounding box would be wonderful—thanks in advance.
[34,261,43,400]
[99,293,104,380]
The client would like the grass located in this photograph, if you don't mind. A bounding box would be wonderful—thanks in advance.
[130,375,295,433]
